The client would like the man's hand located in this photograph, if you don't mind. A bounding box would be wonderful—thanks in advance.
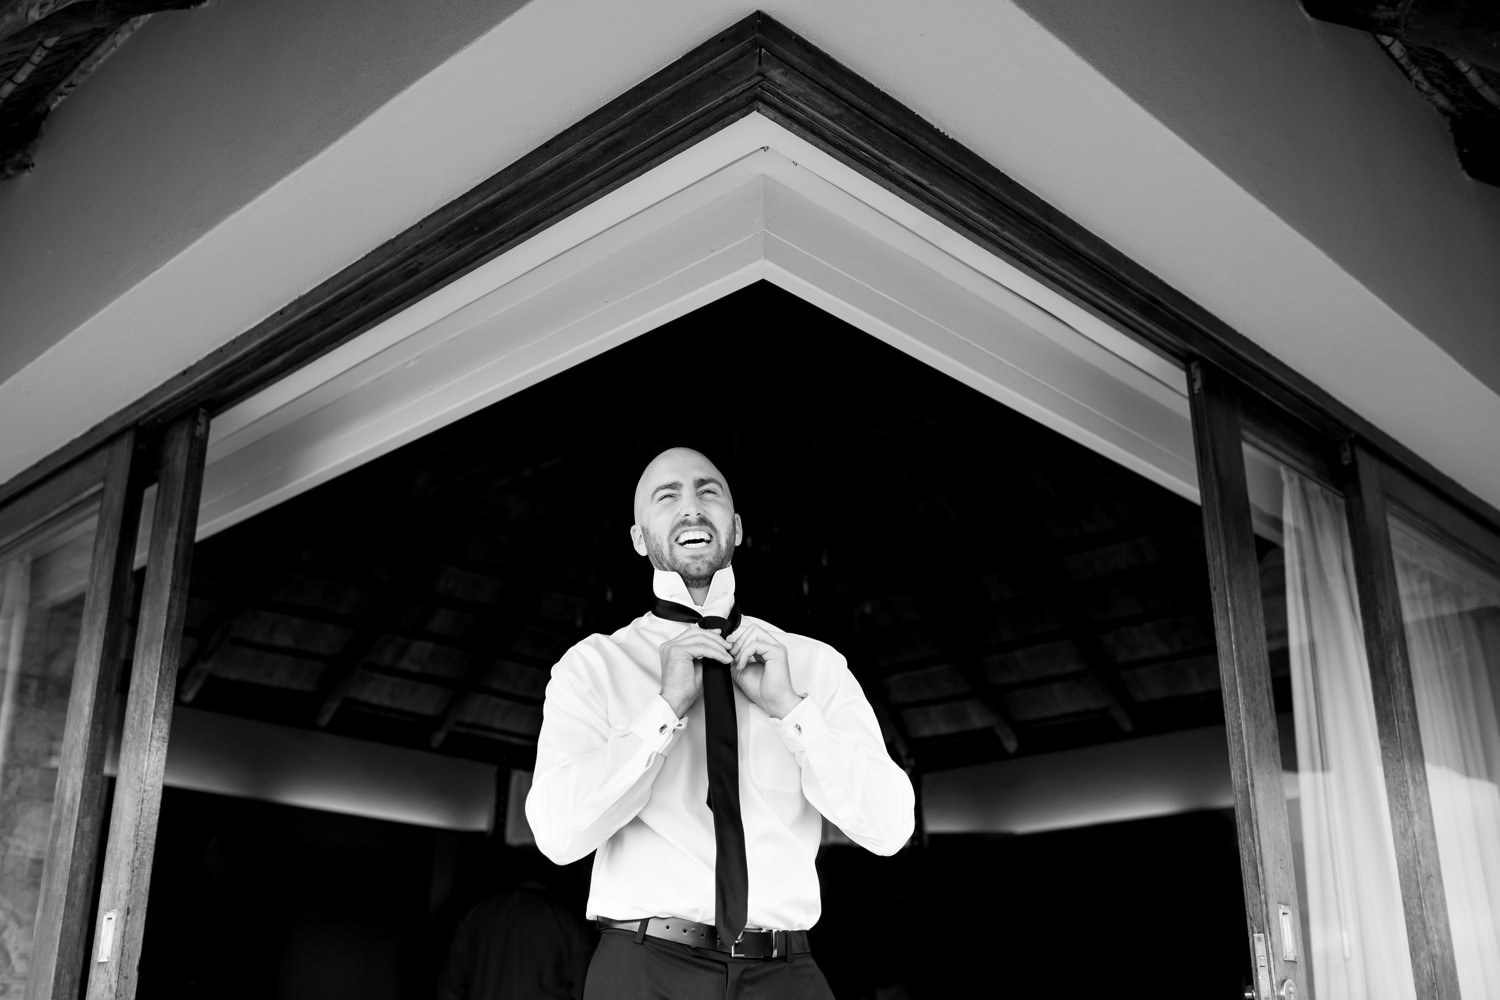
[659,625,732,717]
[728,624,805,719]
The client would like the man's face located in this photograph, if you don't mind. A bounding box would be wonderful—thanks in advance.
[631,448,742,589]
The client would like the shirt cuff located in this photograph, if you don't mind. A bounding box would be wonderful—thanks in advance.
[629,696,687,753]
[775,697,825,750]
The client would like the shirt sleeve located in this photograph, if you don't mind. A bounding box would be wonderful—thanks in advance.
[775,647,915,855]
[525,643,686,864]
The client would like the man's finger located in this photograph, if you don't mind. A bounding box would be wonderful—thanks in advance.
[670,636,733,662]
[730,628,780,659]
[733,638,775,671]
[667,630,729,651]
[727,624,765,653]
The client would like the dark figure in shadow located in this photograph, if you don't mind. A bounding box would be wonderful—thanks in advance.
[436,868,593,1000]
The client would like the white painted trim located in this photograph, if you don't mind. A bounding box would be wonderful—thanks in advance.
[198,114,1192,539]
[6,2,1499,518]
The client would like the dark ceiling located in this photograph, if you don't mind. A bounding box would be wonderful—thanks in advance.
[167,282,1289,775]
[1,1,1495,183]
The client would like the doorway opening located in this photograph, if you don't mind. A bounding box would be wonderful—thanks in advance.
[138,282,1247,998]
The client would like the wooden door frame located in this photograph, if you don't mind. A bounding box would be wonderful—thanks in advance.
[1189,362,1307,998]
[83,411,209,1000]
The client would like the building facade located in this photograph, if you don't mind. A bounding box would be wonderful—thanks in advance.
[0,3,1497,998]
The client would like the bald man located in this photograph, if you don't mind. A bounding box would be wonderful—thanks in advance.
[526,448,914,999]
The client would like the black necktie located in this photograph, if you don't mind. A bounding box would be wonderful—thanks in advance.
[652,598,748,943]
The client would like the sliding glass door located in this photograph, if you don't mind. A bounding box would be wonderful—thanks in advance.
[1192,357,1500,1000]
[1360,460,1500,1000]
[1240,441,1417,1000]
[0,500,104,997]
[0,413,208,1000]
[0,436,143,1000]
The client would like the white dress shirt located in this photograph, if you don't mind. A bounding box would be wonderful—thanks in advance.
[525,566,914,931]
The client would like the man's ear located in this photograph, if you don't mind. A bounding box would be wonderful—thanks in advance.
[630,524,648,557]
[733,514,743,547]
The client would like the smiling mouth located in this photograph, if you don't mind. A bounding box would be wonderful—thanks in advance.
[675,529,713,549]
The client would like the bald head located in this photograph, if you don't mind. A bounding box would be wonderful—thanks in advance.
[630,447,741,588]
[632,447,732,523]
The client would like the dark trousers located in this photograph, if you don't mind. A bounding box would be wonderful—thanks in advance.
[582,928,837,999]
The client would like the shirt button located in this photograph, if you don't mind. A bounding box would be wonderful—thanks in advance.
[793,723,803,735]
[659,723,669,735]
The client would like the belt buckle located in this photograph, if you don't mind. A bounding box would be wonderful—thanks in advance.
[728,930,777,959]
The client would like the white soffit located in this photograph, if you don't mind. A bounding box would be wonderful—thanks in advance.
[197,114,1192,540]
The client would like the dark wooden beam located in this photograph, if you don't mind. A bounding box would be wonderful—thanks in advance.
[85,410,208,1000]
[189,562,600,634]
[796,542,920,770]
[443,719,539,748]
[1110,644,1220,674]
[953,661,1020,753]
[869,601,1202,679]
[902,583,1020,755]
[307,454,587,727]
[177,565,278,703]
[866,695,916,771]
[313,592,418,727]
[838,620,918,769]
[1004,493,1139,735]
[427,588,532,750]
[311,495,537,728]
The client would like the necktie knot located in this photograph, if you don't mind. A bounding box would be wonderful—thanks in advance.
[653,599,741,636]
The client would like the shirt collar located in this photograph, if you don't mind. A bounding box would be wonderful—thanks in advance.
[651,566,737,618]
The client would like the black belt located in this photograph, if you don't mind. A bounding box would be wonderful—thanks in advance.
[598,916,812,959]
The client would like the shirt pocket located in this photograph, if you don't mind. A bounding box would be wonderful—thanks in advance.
[747,715,803,793]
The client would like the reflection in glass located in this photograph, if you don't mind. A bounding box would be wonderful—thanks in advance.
[1389,516,1500,998]
[0,513,96,996]
[1245,445,1416,1000]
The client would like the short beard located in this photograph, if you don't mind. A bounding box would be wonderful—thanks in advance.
[643,529,734,590]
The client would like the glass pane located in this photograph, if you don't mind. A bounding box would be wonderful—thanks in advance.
[1244,443,1416,1000]
[1388,513,1500,998]
[0,508,98,996]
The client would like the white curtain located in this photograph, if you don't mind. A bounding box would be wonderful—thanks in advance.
[1390,518,1500,999]
[1282,469,1416,1000]
[0,557,33,988]
[0,558,30,783]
